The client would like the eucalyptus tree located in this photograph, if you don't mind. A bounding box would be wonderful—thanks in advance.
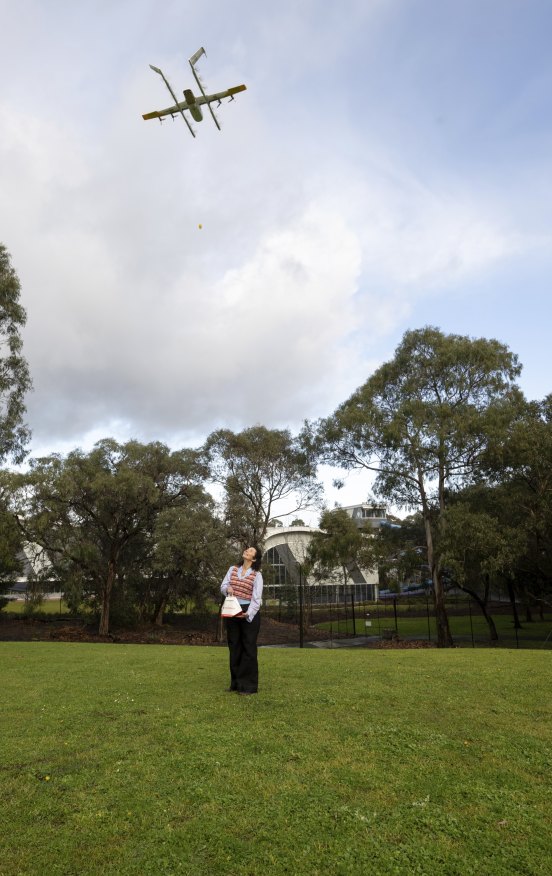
[0,244,32,465]
[14,439,207,635]
[307,327,522,647]
[204,425,322,547]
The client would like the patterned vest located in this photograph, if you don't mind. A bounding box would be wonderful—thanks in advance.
[230,565,257,601]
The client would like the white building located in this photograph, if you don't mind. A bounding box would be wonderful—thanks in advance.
[263,505,388,603]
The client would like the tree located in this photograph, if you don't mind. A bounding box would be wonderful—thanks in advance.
[438,491,524,640]
[13,439,208,635]
[305,508,365,594]
[150,499,233,624]
[0,474,24,605]
[482,396,552,616]
[205,426,322,547]
[307,327,522,646]
[0,244,32,464]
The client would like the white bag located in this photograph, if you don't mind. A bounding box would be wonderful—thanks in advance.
[221,595,243,618]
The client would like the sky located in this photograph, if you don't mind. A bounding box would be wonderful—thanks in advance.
[1,0,551,518]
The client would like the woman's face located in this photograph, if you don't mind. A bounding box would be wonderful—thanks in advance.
[243,546,257,563]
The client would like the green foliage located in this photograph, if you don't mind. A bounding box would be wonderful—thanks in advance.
[149,499,233,621]
[0,476,24,590]
[13,440,210,634]
[441,491,524,588]
[483,396,552,602]
[314,326,521,506]
[0,244,32,464]
[205,425,322,546]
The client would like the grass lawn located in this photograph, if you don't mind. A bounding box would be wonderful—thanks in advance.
[1,644,551,876]
[3,599,70,615]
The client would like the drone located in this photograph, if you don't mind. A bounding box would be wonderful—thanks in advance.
[142,47,246,137]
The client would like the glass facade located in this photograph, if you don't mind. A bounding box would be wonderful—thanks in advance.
[264,546,292,587]
[352,506,386,519]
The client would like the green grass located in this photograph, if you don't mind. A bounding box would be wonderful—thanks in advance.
[2,598,218,616]
[3,598,70,614]
[1,644,551,876]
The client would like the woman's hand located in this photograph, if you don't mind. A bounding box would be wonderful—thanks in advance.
[227,586,234,596]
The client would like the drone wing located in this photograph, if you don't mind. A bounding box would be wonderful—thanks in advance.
[144,65,196,137]
[188,47,221,130]
[195,84,247,107]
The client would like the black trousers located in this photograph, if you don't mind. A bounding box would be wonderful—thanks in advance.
[225,609,261,693]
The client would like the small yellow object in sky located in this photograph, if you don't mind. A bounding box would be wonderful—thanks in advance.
[198,224,202,229]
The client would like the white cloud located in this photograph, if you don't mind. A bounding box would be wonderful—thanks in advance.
[19,193,364,444]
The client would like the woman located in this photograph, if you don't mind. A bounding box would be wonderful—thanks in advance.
[220,546,263,695]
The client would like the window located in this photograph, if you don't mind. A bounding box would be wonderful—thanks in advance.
[264,546,292,587]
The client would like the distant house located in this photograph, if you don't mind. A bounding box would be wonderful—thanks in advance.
[341,503,388,529]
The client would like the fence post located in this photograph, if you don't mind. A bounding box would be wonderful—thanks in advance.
[393,598,398,634]
[426,597,431,642]
[298,565,304,649]
[350,593,356,636]
[343,587,349,633]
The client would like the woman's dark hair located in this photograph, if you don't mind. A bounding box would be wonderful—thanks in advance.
[240,545,262,571]
[250,545,262,572]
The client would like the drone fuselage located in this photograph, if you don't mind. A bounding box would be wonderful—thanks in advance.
[183,89,203,122]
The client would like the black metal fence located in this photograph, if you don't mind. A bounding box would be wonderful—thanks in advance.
[260,585,552,649]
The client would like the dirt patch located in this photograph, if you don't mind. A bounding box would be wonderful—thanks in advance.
[373,638,437,649]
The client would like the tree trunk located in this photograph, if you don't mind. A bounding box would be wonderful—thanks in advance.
[432,569,454,647]
[341,567,349,631]
[422,501,453,647]
[460,586,499,641]
[480,604,499,641]
[153,597,167,626]
[99,560,115,636]
[433,458,454,647]
[507,577,522,630]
